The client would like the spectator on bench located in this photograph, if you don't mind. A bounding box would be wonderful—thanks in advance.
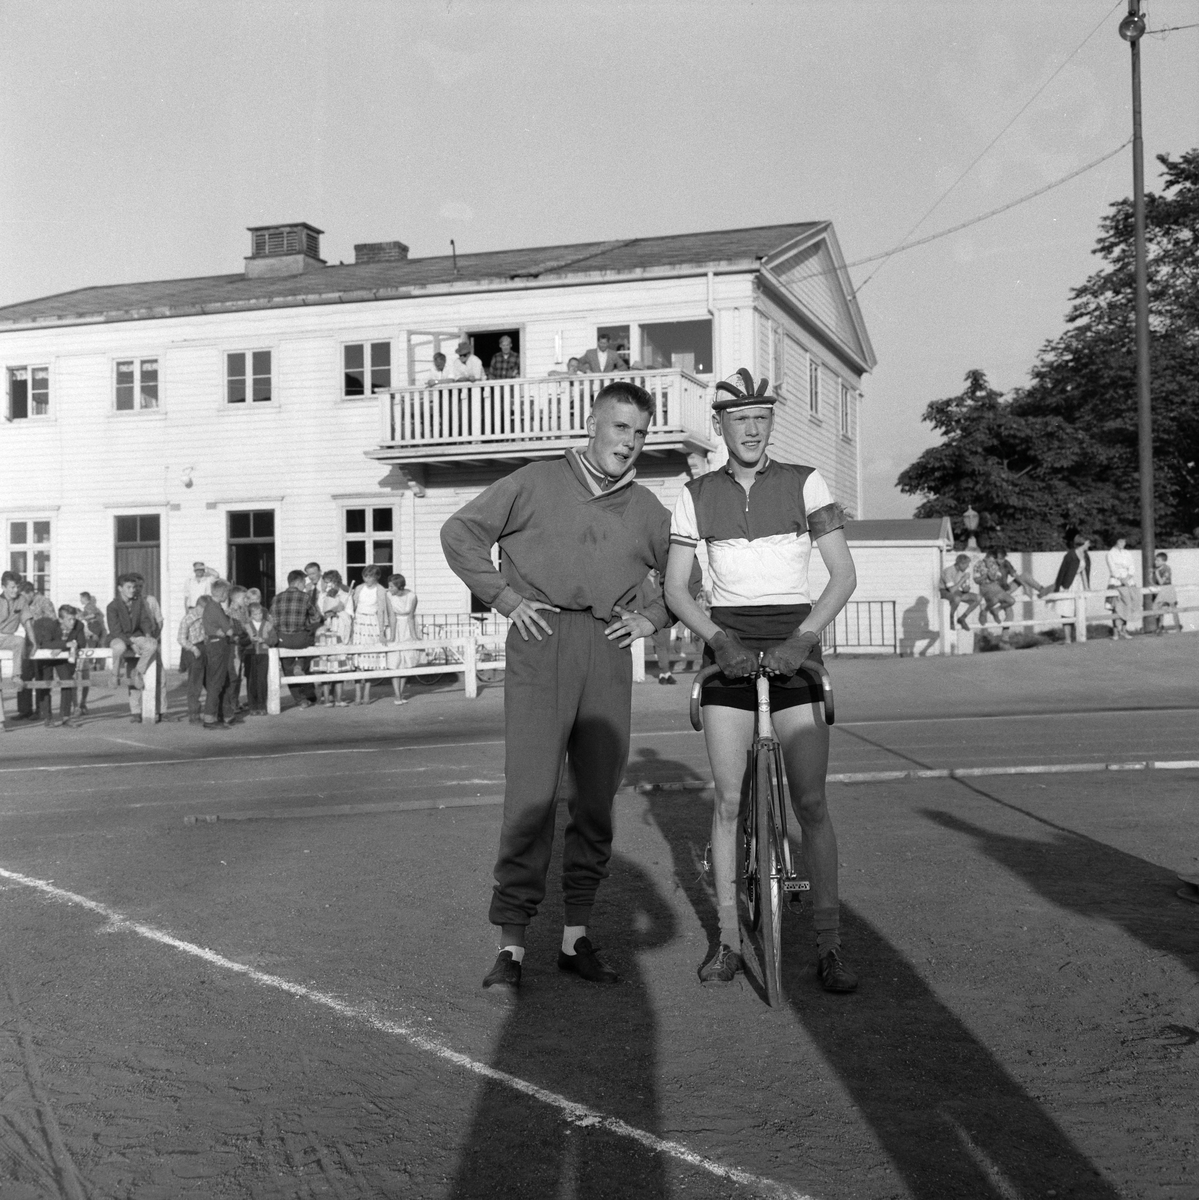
[28,604,86,728]
[939,554,981,631]
[107,573,159,723]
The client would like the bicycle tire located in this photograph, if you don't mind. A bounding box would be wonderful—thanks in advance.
[744,803,761,934]
[756,746,784,1006]
[411,672,458,687]
[476,668,504,683]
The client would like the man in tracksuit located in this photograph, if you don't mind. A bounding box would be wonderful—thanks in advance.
[441,380,678,991]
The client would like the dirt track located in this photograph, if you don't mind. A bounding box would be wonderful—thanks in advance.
[1,636,1198,1199]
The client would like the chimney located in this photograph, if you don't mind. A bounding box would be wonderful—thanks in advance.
[354,241,410,265]
[245,223,325,278]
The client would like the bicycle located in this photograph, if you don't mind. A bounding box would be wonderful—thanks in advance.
[690,656,835,1007]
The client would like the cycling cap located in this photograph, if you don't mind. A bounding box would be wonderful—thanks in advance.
[712,368,782,412]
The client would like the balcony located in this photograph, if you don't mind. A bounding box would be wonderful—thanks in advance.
[367,369,716,466]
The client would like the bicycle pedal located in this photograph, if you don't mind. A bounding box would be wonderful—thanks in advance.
[782,880,811,892]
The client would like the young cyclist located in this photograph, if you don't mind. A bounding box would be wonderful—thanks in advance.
[664,369,859,993]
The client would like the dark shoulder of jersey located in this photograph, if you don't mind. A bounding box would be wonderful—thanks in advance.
[683,460,817,541]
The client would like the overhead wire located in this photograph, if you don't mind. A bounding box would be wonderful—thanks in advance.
[854,0,1125,293]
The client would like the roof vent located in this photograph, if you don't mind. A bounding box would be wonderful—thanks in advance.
[354,241,410,264]
[245,223,325,278]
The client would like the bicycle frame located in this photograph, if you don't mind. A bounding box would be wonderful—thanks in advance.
[690,657,833,1006]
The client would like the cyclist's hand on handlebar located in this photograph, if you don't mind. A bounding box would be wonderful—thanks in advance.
[508,597,560,642]
[761,630,820,677]
[709,629,757,678]
[604,605,654,648]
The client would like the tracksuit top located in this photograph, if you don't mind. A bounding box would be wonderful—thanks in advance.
[440,452,672,630]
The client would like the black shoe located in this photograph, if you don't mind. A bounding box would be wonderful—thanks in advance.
[558,937,618,984]
[482,950,521,990]
[203,721,231,731]
[658,673,676,685]
[817,948,859,993]
[698,943,741,984]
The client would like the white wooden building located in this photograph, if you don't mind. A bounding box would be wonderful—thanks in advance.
[0,221,876,662]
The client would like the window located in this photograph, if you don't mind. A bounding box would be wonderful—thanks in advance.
[7,366,49,420]
[114,514,161,597]
[808,357,821,417]
[227,350,272,404]
[115,358,159,411]
[344,342,392,397]
[7,519,52,593]
[840,383,852,437]
[640,320,713,374]
[227,510,276,603]
[344,507,394,587]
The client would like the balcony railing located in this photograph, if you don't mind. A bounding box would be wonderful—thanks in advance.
[374,369,714,457]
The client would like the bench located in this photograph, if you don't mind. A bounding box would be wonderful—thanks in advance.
[941,584,1199,654]
[0,646,160,729]
[265,638,504,715]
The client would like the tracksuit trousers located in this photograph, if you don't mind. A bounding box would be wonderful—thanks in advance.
[490,609,633,929]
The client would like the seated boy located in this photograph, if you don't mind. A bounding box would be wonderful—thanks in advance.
[28,604,87,727]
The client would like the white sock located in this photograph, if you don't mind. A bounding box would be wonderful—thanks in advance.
[501,945,525,963]
[561,925,587,955]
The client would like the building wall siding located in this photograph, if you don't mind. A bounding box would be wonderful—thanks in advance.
[1,267,866,654]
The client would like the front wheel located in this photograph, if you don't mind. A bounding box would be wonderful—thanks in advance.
[756,747,784,1007]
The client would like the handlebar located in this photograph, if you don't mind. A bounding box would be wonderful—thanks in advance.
[689,660,835,731]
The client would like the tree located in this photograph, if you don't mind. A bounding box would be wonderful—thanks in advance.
[899,149,1199,550]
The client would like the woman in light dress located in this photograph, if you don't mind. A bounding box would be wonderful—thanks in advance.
[314,570,354,706]
[386,574,421,705]
[350,564,397,705]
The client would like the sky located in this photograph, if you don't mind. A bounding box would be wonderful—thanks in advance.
[1,0,1196,517]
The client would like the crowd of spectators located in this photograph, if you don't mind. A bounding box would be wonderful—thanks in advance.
[938,537,1183,641]
[423,332,636,387]
[0,558,423,730]
[179,560,423,728]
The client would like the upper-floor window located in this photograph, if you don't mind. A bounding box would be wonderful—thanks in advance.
[344,342,392,397]
[808,357,821,417]
[840,383,852,437]
[7,366,49,420]
[115,358,159,411]
[227,350,272,404]
[7,519,52,594]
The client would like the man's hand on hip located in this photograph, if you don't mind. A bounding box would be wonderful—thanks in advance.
[604,605,654,649]
[761,630,820,678]
[509,597,560,642]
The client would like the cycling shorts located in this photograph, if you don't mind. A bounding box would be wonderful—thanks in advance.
[700,604,825,713]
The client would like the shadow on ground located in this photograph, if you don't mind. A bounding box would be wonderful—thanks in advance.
[924,806,1199,978]
[643,790,1121,1200]
[448,849,676,1199]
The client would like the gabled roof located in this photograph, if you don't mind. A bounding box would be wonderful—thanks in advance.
[0,223,824,329]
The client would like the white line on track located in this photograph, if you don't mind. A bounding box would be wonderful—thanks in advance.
[0,867,813,1200]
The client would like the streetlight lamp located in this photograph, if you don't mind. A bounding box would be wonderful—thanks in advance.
[1119,0,1155,590]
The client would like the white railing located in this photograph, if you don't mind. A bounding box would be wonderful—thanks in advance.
[377,369,712,449]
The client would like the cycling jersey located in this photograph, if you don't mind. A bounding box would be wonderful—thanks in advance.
[671,457,843,707]
[670,457,842,608]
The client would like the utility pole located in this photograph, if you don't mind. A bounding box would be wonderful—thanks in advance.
[1119,0,1154,589]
